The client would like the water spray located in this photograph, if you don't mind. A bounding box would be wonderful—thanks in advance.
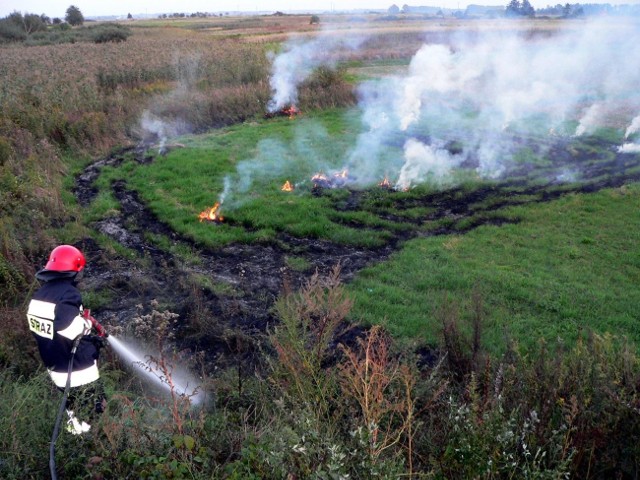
[85,309,204,404]
[107,335,204,405]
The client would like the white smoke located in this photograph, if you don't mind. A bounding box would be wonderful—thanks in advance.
[346,18,640,185]
[227,18,640,204]
[575,102,605,137]
[267,33,366,112]
[396,139,462,189]
[624,114,640,139]
[220,120,338,207]
[618,114,640,153]
[218,175,231,205]
[618,142,640,153]
[140,110,190,154]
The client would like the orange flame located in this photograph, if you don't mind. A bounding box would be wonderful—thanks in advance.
[283,105,300,119]
[334,169,348,179]
[311,172,329,183]
[198,202,224,223]
[378,176,391,188]
[281,180,294,192]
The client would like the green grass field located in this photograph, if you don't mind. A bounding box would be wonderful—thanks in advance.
[86,106,640,354]
[349,184,640,351]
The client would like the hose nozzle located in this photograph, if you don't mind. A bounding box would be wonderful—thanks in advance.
[83,309,108,338]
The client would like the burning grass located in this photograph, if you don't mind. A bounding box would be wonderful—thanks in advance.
[113,109,396,248]
[87,105,640,355]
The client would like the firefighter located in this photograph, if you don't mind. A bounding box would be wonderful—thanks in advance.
[26,244,106,435]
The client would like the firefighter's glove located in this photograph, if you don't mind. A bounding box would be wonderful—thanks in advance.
[90,317,108,338]
[83,309,107,337]
[90,335,107,351]
[91,317,109,338]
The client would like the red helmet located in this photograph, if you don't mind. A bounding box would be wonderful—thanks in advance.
[45,245,86,272]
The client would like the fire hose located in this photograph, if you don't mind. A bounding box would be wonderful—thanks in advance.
[49,310,108,480]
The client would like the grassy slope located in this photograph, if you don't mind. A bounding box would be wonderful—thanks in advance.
[349,183,640,352]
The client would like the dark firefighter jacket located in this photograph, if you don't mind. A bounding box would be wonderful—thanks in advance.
[27,273,100,388]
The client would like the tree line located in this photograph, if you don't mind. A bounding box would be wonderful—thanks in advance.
[0,5,83,42]
[507,1,640,17]
[388,2,640,17]
[0,5,133,45]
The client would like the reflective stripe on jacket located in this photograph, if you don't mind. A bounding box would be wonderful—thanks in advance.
[27,277,100,388]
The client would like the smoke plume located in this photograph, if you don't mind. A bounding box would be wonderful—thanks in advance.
[218,120,337,208]
[396,139,462,189]
[625,114,640,140]
[345,18,640,187]
[267,32,366,112]
[220,18,640,208]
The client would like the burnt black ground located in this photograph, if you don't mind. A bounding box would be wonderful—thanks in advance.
[74,138,640,370]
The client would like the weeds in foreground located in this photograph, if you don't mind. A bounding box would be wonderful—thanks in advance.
[338,325,408,459]
[3,271,640,478]
[269,264,352,421]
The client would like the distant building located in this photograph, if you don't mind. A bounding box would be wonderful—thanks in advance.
[464,4,505,18]
[401,5,443,15]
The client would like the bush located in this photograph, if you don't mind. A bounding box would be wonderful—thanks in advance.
[92,24,131,43]
[0,19,27,42]
[298,66,357,110]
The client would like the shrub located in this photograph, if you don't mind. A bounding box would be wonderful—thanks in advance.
[0,18,27,42]
[269,264,351,419]
[298,66,357,110]
[92,24,132,43]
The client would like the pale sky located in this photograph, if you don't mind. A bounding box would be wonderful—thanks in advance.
[0,0,637,18]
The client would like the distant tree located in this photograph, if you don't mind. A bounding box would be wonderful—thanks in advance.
[127,12,133,19]
[310,14,320,24]
[40,14,51,24]
[23,13,47,32]
[52,17,62,24]
[521,0,535,16]
[505,0,534,17]
[562,3,585,17]
[65,5,84,26]
[0,17,27,41]
[388,4,400,14]
[7,11,47,34]
[506,0,522,16]
[401,4,410,13]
